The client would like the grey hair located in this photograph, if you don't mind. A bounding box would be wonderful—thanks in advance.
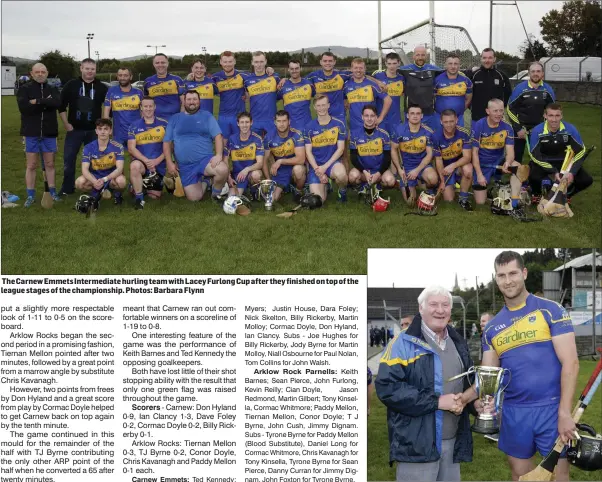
[418,285,453,309]
[487,98,504,109]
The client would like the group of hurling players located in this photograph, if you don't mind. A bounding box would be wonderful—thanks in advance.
[20,44,591,218]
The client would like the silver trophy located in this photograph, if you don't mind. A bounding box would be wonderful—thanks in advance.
[258,180,276,210]
[448,365,511,434]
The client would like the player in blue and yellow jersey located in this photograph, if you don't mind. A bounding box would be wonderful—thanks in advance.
[277,60,315,131]
[224,112,264,196]
[75,118,126,204]
[372,52,405,136]
[263,110,306,203]
[143,53,184,121]
[348,105,396,192]
[182,59,219,114]
[461,251,578,481]
[102,67,143,146]
[434,54,473,127]
[431,109,473,210]
[304,94,348,202]
[472,99,524,216]
[344,58,392,132]
[241,51,281,138]
[163,91,228,202]
[398,46,444,132]
[211,51,247,138]
[127,97,168,209]
[391,105,438,204]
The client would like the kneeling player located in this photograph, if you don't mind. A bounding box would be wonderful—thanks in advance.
[348,105,395,193]
[472,99,523,217]
[304,94,348,202]
[225,112,264,196]
[432,109,473,210]
[128,97,169,209]
[391,105,438,203]
[75,119,126,203]
[263,110,306,202]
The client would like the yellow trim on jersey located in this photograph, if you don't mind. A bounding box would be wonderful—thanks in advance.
[91,152,117,171]
[270,138,296,158]
[507,300,527,311]
[357,138,384,156]
[479,130,508,150]
[436,82,468,96]
[491,310,551,356]
[230,143,257,161]
[192,83,215,100]
[109,140,124,149]
[246,77,277,97]
[346,86,375,104]
[314,76,344,94]
[440,139,464,160]
[135,126,166,145]
[147,80,179,97]
[215,74,244,92]
[111,94,141,111]
[310,127,340,147]
[399,136,428,154]
[282,85,312,105]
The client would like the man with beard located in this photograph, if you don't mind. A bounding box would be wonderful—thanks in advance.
[277,60,315,131]
[348,105,396,192]
[507,62,555,163]
[461,251,578,481]
[434,54,473,127]
[263,110,306,202]
[163,90,227,202]
[17,62,62,206]
[58,58,108,195]
[144,53,184,121]
[103,67,143,147]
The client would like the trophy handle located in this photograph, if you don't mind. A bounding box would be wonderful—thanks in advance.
[493,368,511,414]
[446,365,475,383]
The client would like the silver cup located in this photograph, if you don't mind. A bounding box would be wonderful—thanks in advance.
[258,180,277,210]
[448,365,511,434]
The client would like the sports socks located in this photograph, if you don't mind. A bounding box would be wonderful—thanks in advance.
[135,192,144,201]
[26,189,35,198]
[459,191,469,201]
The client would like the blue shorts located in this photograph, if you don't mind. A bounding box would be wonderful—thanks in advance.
[179,155,212,188]
[420,113,439,132]
[272,164,294,189]
[473,164,499,187]
[232,166,254,190]
[290,117,312,133]
[380,120,402,138]
[308,161,340,185]
[499,403,566,459]
[442,167,459,186]
[25,137,57,153]
[251,120,276,139]
[113,137,128,150]
[218,115,239,139]
[401,165,429,188]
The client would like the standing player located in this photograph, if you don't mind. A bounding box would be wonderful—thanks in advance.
[304,94,348,202]
[224,112,264,196]
[127,97,168,210]
[163,91,228,201]
[344,58,392,132]
[17,62,62,206]
[74,118,126,202]
[431,109,473,210]
[183,59,219,114]
[144,53,184,121]
[103,67,143,147]
[398,46,444,132]
[242,51,281,138]
[211,51,247,138]
[305,52,352,122]
[434,54,473,127]
[461,250,578,482]
[372,52,405,136]
[390,105,438,203]
[507,61,555,163]
[277,60,315,131]
[348,106,396,192]
[472,99,523,217]
[263,110,306,202]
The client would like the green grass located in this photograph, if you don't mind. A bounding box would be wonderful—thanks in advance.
[1,97,600,274]
[368,360,602,481]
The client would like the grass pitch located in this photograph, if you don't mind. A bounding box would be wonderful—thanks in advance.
[1,97,600,274]
[368,359,602,481]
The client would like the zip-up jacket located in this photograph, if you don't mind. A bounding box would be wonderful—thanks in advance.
[465,66,512,121]
[507,80,555,133]
[398,64,444,115]
[59,77,108,131]
[375,315,474,465]
[528,120,587,175]
[17,80,61,137]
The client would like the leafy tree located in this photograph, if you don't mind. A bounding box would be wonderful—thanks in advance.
[519,35,549,60]
[539,0,602,56]
[495,51,520,61]
[39,50,78,82]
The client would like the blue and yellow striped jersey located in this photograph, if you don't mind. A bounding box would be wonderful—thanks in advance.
[349,127,391,171]
[211,70,246,117]
[472,117,514,166]
[431,127,472,165]
[128,117,168,175]
[344,78,388,131]
[304,117,347,166]
[434,72,472,116]
[82,139,124,179]
[264,129,304,160]
[482,294,574,406]
[182,78,219,114]
[277,79,314,127]
[224,132,265,172]
[372,71,405,126]
[242,72,281,122]
[392,123,433,168]
[103,86,143,142]
[144,73,184,120]
[305,69,351,120]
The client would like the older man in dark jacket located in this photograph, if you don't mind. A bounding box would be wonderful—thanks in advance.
[17,62,62,207]
[376,285,475,482]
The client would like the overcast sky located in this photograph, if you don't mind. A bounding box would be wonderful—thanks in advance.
[367,248,530,290]
[1,1,565,61]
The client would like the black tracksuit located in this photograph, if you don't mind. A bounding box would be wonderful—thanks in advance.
[59,77,108,131]
[17,80,61,137]
[464,66,512,122]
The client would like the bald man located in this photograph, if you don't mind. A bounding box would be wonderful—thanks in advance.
[17,62,62,207]
[398,46,444,132]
